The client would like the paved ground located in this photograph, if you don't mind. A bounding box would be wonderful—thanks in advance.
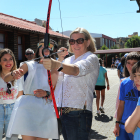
[90,68,119,140]
[3,68,119,140]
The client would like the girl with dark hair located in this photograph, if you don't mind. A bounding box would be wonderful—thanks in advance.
[0,48,21,140]
[95,58,110,115]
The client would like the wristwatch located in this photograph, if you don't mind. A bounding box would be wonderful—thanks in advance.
[57,62,63,72]
[45,91,51,98]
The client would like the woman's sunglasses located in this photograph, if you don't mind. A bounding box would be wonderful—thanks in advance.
[6,83,11,94]
[69,38,87,45]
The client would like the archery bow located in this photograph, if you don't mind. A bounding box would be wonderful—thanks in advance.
[44,0,61,135]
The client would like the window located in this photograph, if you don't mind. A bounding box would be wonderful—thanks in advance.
[58,40,61,45]
[111,41,113,47]
[0,33,5,49]
[106,39,107,46]
[102,38,104,45]
[18,36,22,60]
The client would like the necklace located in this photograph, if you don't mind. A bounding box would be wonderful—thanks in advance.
[0,72,8,79]
[2,72,6,76]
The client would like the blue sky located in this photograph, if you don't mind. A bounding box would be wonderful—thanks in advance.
[0,0,140,38]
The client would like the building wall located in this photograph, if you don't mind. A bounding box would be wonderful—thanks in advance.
[95,38,101,50]
[13,30,18,61]
[94,36,116,50]
[7,32,14,52]
[93,33,116,50]
[0,25,68,66]
[115,37,129,48]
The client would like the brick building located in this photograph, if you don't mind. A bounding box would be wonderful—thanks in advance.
[61,31,116,50]
[115,32,139,48]
[90,33,116,50]
[0,13,69,65]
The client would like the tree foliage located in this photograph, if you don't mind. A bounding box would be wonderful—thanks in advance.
[111,45,119,49]
[125,36,140,48]
[101,44,108,50]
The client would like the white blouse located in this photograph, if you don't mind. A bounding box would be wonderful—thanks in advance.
[54,51,99,111]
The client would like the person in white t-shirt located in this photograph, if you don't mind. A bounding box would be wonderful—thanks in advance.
[0,48,22,140]
[43,27,99,140]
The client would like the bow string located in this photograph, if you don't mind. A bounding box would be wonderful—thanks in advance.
[45,0,60,119]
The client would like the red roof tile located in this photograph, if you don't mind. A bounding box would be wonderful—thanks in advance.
[0,13,69,39]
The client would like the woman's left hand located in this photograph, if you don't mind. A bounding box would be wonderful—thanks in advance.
[57,47,68,62]
[34,89,47,98]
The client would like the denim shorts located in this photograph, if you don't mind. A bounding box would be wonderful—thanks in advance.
[0,103,18,140]
[61,109,92,140]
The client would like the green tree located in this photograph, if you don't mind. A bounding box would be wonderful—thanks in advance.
[99,45,108,60]
[100,44,108,50]
[111,45,119,49]
[125,36,140,48]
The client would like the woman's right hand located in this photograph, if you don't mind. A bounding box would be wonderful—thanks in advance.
[58,47,68,62]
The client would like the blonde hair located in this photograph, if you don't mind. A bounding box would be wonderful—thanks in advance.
[0,48,17,86]
[68,27,96,53]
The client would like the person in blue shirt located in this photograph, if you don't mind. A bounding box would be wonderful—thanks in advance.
[111,57,115,69]
[117,56,126,80]
[113,52,140,140]
[125,61,140,140]
[115,55,119,68]
[95,58,110,115]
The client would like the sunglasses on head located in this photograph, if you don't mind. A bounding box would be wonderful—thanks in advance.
[26,53,33,55]
[69,38,87,45]
[6,83,11,94]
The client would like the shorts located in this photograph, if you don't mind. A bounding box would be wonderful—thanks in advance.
[95,85,106,90]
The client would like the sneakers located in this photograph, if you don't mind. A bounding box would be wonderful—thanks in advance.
[93,92,96,98]
[99,107,105,113]
[96,110,101,115]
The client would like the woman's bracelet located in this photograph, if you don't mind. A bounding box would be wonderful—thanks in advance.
[57,62,63,72]
[11,71,14,76]
[107,85,109,86]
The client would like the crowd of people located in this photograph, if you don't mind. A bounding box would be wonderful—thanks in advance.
[0,28,99,140]
[1,27,140,140]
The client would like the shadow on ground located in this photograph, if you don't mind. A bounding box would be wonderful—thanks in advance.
[94,114,113,123]
[89,129,107,139]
